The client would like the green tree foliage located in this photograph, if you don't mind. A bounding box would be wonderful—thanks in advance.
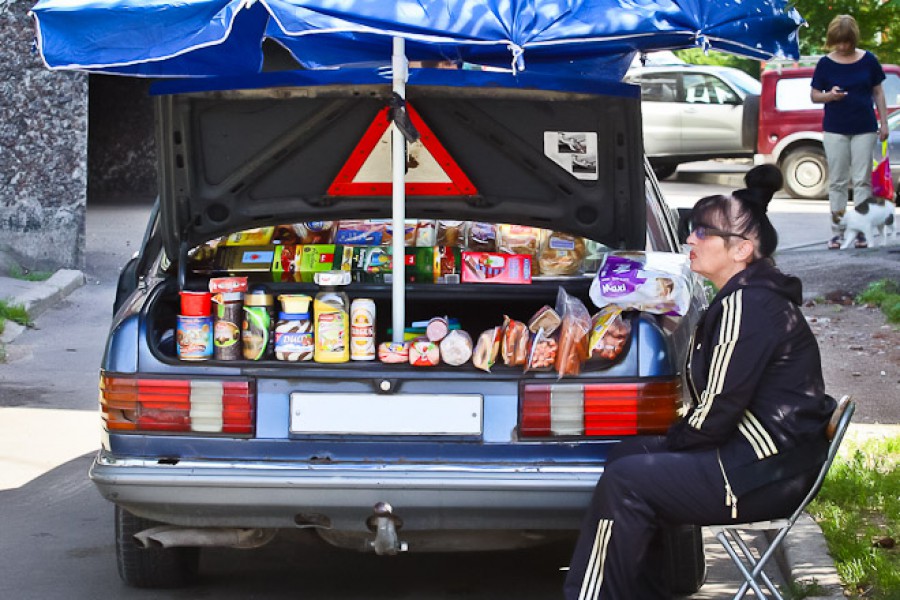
[794,0,900,65]
[674,0,899,77]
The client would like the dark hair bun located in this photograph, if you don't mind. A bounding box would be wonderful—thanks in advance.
[733,164,783,212]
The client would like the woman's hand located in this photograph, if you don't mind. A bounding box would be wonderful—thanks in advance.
[827,86,847,102]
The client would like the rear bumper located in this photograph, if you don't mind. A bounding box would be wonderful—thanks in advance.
[89,452,602,532]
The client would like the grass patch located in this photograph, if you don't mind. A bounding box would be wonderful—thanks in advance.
[807,435,900,599]
[7,264,53,282]
[856,279,900,324]
[0,300,32,328]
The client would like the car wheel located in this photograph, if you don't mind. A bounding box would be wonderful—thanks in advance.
[662,524,707,594]
[115,506,200,588]
[781,146,828,199]
[652,162,678,180]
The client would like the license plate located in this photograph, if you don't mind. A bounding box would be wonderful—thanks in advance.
[290,393,483,435]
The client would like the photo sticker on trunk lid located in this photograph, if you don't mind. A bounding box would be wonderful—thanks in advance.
[544,132,598,180]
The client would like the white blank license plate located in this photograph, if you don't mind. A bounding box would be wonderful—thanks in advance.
[290,393,483,435]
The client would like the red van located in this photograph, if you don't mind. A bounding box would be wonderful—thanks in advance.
[757,63,900,198]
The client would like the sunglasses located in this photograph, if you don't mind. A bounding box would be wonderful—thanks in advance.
[690,223,749,240]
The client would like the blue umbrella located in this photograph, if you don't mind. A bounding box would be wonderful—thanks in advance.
[29,0,803,340]
[31,0,804,79]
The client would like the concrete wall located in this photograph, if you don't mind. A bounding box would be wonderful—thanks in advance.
[1,0,88,271]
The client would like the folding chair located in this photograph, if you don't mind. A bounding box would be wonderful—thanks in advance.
[707,395,855,599]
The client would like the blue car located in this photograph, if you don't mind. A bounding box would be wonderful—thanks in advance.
[93,67,707,591]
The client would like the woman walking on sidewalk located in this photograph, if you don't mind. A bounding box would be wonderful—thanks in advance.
[810,14,889,249]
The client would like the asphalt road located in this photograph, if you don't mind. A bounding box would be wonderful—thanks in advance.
[0,177,882,598]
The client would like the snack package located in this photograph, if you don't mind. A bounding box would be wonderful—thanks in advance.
[381,219,418,246]
[538,232,586,276]
[414,220,437,247]
[466,222,499,252]
[473,326,502,372]
[501,315,529,366]
[589,251,692,316]
[439,330,474,366]
[293,221,336,244]
[525,328,559,372]
[225,227,274,246]
[588,306,631,361]
[498,225,544,273]
[461,252,532,284]
[554,287,592,377]
[436,220,467,247]
[335,220,386,246]
[527,305,561,335]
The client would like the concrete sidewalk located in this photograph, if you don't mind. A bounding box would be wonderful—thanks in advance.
[0,270,85,344]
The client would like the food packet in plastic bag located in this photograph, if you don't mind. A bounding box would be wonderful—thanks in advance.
[554,287,591,377]
[473,326,502,372]
[589,251,691,316]
[589,306,631,361]
[524,328,558,372]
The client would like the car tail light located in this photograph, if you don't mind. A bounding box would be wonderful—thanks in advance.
[99,375,254,435]
[519,380,680,438]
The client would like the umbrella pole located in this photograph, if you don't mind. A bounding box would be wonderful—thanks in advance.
[391,37,407,344]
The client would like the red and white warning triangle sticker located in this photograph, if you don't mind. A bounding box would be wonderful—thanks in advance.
[328,104,477,197]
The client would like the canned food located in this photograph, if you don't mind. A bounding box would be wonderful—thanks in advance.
[350,298,376,361]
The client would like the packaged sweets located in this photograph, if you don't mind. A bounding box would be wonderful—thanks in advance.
[225,227,274,246]
[498,225,544,266]
[436,220,467,247]
[461,252,531,284]
[335,220,386,246]
[466,222,498,252]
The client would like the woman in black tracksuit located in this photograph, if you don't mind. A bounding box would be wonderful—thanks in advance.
[564,165,836,600]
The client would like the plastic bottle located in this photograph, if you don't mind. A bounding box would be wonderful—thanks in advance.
[313,271,352,363]
[242,288,276,360]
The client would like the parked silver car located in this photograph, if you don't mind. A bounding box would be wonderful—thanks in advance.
[624,64,761,179]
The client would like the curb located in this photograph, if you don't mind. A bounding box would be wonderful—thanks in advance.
[778,514,844,599]
[0,269,85,344]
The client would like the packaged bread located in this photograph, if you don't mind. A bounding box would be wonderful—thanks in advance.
[473,326,502,372]
[589,306,631,361]
[538,232,586,276]
[439,330,474,366]
[501,316,529,366]
[498,225,544,272]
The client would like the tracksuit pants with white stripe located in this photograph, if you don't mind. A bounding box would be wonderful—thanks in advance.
[563,436,813,600]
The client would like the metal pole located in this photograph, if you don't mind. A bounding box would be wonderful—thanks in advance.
[391,37,407,343]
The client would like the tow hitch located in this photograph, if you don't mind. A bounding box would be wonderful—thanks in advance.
[367,502,407,555]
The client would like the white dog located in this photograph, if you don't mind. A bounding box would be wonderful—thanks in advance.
[839,199,896,249]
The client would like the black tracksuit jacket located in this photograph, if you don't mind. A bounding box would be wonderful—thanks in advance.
[667,258,835,513]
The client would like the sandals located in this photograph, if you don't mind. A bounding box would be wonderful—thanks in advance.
[854,233,868,249]
[827,236,842,250]
[827,234,867,249]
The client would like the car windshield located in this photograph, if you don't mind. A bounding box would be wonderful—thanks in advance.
[721,69,761,96]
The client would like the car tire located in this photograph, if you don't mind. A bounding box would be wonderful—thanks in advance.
[115,506,200,589]
[652,162,678,180]
[781,146,828,199]
[663,524,707,594]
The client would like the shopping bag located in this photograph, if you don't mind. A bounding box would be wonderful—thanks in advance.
[872,140,894,200]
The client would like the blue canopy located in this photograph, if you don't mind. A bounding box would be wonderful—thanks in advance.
[31,0,803,79]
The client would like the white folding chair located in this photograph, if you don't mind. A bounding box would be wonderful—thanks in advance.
[707,395,855,599]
